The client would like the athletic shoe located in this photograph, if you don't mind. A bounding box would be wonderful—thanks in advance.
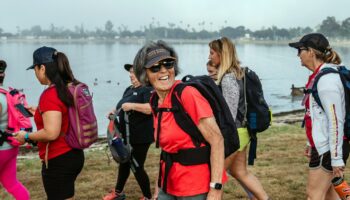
[102,190,126,200]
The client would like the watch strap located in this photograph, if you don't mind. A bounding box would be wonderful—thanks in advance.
[209,182,222,190]
[24,132,30,142]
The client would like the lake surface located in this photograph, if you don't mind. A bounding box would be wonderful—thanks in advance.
[1,40,350,135]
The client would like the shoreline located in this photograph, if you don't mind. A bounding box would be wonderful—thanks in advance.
[273,108,304,117]
[2,38,350,47]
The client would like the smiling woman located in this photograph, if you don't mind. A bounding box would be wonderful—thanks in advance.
[133,40,227,200]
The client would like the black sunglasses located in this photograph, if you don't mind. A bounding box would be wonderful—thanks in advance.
[298,47,308,55]
[148,59,175,73]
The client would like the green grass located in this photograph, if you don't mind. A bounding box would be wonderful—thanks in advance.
[1,123,348,199]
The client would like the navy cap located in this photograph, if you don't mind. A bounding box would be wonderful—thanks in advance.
[289,33,330,53]
[144,47,175,68]
[27,46,57,70]
[124,64,133,71]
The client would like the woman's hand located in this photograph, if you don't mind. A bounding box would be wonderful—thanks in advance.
[106,109,116,119]
[24,105,37,116]
[121,103,134,112]
[206,188,223,200]
[13,130,27,145]
[304,145,311,158]
[333,166,345,178]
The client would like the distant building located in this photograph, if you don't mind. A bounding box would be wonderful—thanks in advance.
[25,36,35,40]
[38,36,48,39]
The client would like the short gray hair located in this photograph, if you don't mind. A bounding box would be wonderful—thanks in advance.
[133,40,180,86]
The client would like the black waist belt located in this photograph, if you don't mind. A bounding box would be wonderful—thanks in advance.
[0,131,12,146]
[158,145,210,193]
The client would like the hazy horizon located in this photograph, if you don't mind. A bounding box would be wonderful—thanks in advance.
[1,0,350,33]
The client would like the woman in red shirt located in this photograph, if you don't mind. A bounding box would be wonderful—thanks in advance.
[133,41,226,200]
[15,46,84,200]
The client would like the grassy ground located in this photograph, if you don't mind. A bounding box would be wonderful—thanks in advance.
[1,123,348,199]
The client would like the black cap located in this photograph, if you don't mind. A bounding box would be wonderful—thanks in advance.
[124,64,133,71]
[144,47,175,68]
[0,60,7,73]
[27,46,57,70]
[289,33,330,53]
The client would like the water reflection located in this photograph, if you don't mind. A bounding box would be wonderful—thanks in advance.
[0,41,348,135]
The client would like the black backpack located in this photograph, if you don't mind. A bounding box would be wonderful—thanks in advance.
[150,75,239,193]
[241,67,271,165]
[307,66,350,139]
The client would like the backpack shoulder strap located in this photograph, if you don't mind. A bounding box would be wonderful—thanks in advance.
[0,87,7,94]
[151,82,206,149]
[150,88,181,148]
[312,67,339,110]
[150,92,159,116]
[171,83,204,147]
[242,67,248,124]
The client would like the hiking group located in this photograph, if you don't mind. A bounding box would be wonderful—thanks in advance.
[0,32,348,200]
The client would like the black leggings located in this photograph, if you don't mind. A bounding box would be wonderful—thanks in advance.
[116,143,152,199]
[42,149,84,200]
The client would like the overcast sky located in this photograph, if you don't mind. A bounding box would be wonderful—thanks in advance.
[1,0,349,33]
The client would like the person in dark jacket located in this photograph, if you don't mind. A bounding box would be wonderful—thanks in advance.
[103,64,154,200]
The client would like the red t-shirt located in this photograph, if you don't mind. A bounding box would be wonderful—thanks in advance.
[304,64,322,147]
[35,86,71,160]
[154,81,227,196]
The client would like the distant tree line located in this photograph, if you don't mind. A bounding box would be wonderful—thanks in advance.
[0,16,349,40]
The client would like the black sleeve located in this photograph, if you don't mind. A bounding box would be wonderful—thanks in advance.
[142,86,153,103]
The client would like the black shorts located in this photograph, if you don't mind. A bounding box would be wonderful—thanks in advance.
[309,141,350,172]
[42,149,84,200]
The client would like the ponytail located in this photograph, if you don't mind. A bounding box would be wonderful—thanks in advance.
[324,49,342,65]
[313,47,342,65]
[56,52,79,85]
[44,52,79,107]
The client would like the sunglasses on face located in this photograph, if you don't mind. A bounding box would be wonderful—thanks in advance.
[298,47,308,55]
[148,59,175,73]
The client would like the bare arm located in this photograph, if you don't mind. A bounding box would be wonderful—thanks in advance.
[15,111,62,143]
[197,116,224,199]
[121,102,152,115]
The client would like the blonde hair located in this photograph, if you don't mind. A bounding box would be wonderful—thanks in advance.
[209,37,243,84]
[206,60,217,68]
[311,47,342,65]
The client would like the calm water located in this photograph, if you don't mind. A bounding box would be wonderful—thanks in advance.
[1,40,350,135]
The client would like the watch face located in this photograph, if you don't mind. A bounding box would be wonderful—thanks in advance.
[215,183,222,190]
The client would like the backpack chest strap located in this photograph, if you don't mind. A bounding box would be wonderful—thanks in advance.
[159,146,210,193]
